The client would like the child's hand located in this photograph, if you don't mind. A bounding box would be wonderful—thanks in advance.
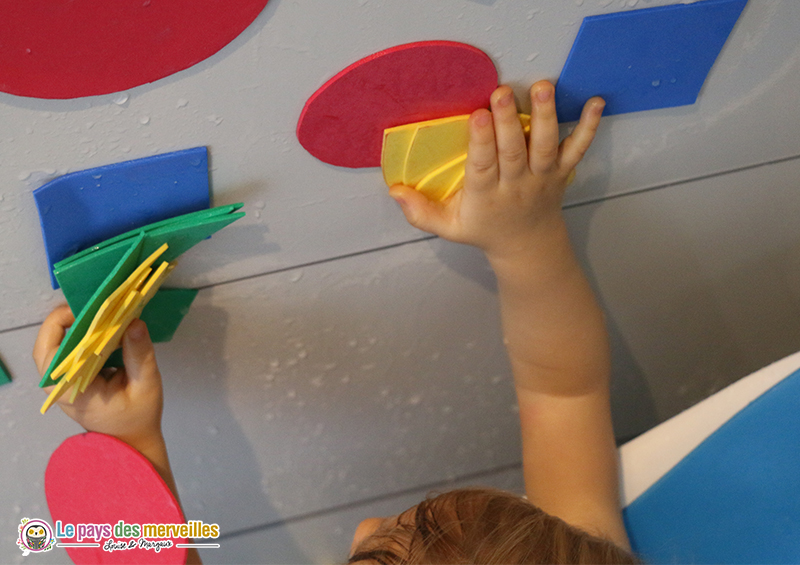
[33,305,165,454]
[389,81,604,264]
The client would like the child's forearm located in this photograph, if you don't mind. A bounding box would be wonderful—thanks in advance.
[133,435,202,565]
[488,215,611,397]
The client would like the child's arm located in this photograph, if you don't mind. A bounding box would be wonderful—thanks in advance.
[389,82,629,548]
[33,305,202,564]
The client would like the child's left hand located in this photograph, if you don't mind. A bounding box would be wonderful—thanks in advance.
[33,304,166,454]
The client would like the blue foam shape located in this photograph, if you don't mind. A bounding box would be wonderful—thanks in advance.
[33,147,210,288]
[623,367,800,564]
[555,0,748,123]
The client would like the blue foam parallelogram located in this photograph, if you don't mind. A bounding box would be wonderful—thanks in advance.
[34,147,210,288]
[623,367,800,563]
[555,0,748,123]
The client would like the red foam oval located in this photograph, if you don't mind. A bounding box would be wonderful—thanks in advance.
[297,41,498,168]
[45,433,188,564]
[0,0,269,99]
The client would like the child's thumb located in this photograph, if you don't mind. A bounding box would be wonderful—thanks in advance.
[122,319,161,385]
[389,185,452,238]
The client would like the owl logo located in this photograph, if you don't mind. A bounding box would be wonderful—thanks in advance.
[17,518,55,556]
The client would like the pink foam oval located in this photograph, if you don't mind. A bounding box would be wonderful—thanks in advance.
[297,41,498,168]
[45,433,188,564]
[0,0,269,99]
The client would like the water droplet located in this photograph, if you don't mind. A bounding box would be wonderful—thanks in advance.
[289,270,303,283]
[652,79,661,87]
[526,52,540,62]
[207,114,223,125]
[408,394,422,406]
[17,171,30,181]
[176,98,189,108]
[113,92,129,105]
[139,116,150,125]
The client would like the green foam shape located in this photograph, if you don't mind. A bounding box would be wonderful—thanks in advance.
[140,288,199,342]
[40,233,146,388]
[54,203,244,312]
[63,204,243,264]
[0,355,11,386]
[40,205,244,388]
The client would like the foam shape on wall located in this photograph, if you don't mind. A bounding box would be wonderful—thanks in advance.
[0,355,10,386]
[54,204,243,336]
[140,289,199,343]
[297,41,498,168]
[382,114,531,201]
[554,0,749,123]
[623,366,800,563]
[46,433,187,564]
[34,147,211,288]
[41,205,245,389]
[0,0,269,99]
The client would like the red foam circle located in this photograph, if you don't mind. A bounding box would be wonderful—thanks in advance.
[45,433,187,564]
[0,0,269,99]
[297,41,498,168]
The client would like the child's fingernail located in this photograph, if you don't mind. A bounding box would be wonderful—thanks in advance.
[126,321,146,342]
[536,87,552,103]
[497,91,513,107]
[474,112,491,127]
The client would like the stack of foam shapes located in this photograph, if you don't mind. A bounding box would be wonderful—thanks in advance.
[39,204,245,391]
[0,355,10,386]
[297,41,498,168]
[382,114,531,201]
[554,0,748,123]
[40,244,176,414]
[623,367,800,563]
[34,146,211,288]
[0,0,269,99]
[46,433,187,564]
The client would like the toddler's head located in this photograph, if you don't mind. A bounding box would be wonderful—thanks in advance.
[348,487,637,564]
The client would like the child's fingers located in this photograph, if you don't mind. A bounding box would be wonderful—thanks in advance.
[122,320,162,389]
[33,305,75,375]
[528,81,560,176]
[490,86,528,181]
[559,97,605,172]
[464,108,499,192]
[389,185,457,240]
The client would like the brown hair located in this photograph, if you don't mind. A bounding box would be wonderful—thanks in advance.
[348,488,638,564]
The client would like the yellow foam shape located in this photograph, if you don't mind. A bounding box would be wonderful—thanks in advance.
[381,124,417,187]
[40,378,72,414]
[381,113,532,202]
[403,115,469,186]
[416,154,467,201]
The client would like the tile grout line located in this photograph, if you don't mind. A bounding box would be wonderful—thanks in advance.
[3,152,799,338]
[216,462,523,541]
[563,153,800,211]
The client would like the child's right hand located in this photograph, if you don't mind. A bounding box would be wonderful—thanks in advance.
[388,81,604,265]
[33,304,166,455]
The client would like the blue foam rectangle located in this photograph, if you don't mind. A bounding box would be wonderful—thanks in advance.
[555,0,748,123]
[33,146,210,288]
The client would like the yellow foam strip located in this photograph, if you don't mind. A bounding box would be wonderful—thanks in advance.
[416,154,467,202]
[382,124,417,187]
[78,354,104,394]
[403,115,469,187]
[40,378,73,414]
